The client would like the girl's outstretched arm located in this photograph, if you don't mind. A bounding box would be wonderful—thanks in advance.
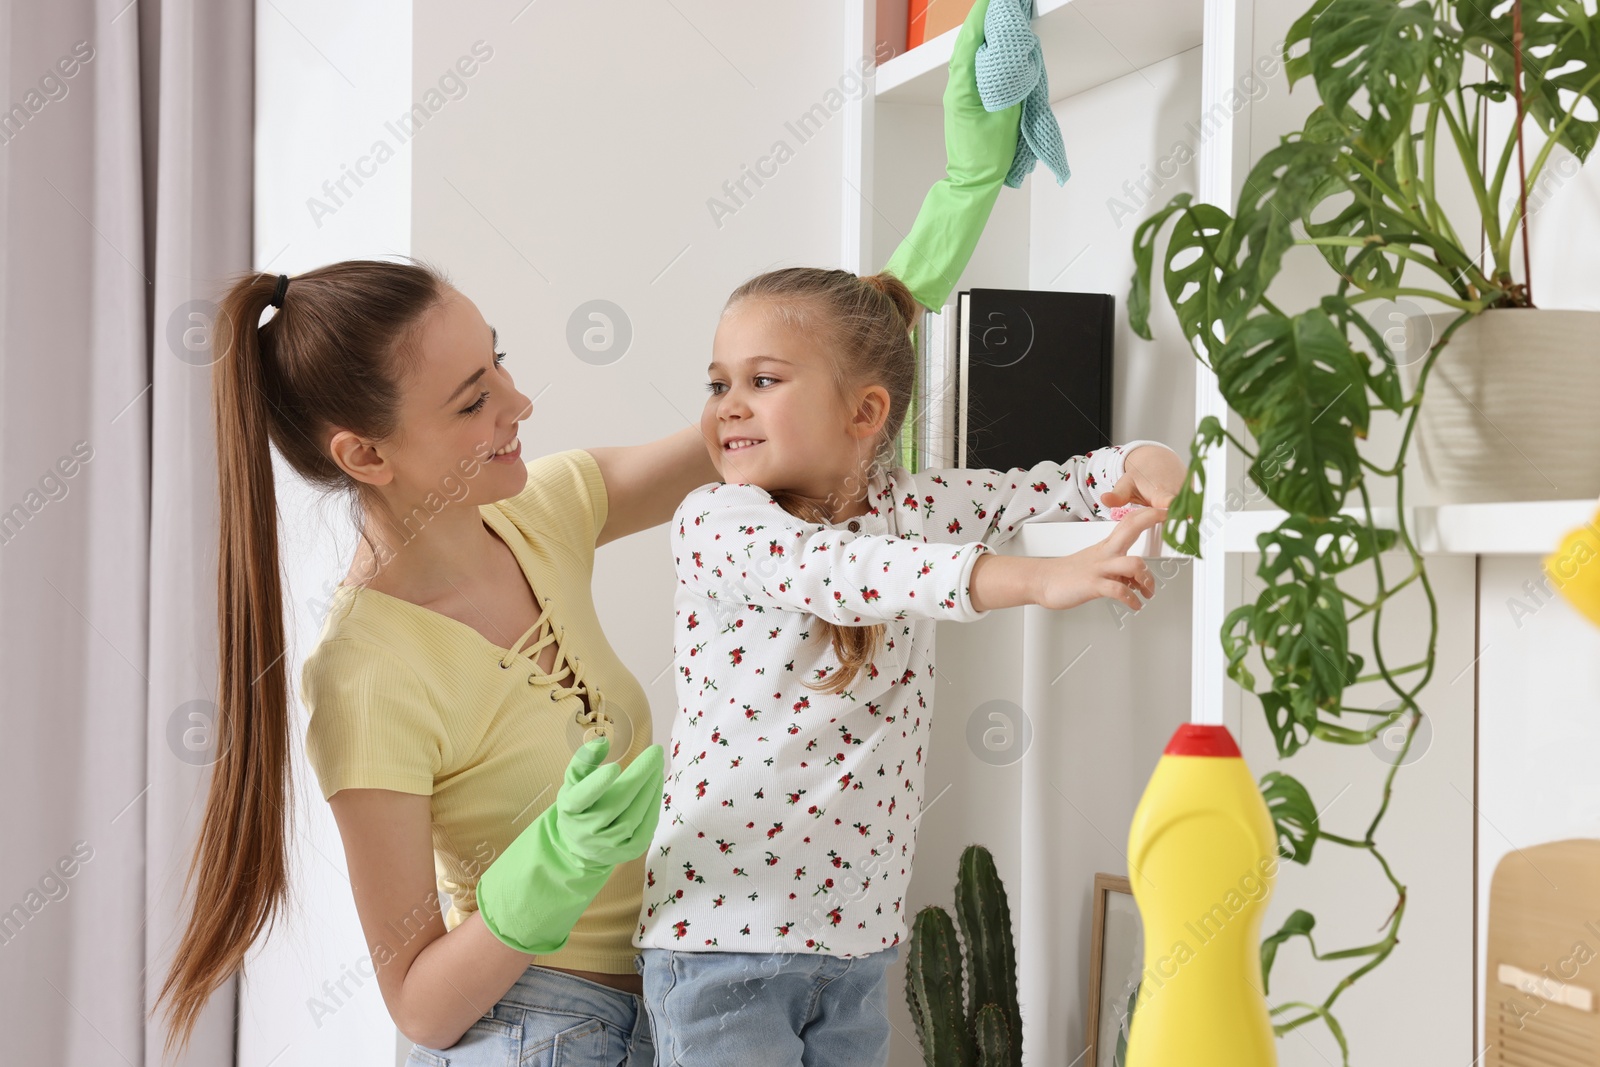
[915,440,1181,547]
[674,481,997,626]
[589,424,720,547]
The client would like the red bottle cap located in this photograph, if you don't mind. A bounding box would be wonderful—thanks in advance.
[1164,724,1241,758]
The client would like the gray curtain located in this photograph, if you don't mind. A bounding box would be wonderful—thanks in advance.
[0,0,254,1063]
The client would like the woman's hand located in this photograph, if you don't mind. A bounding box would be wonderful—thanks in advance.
[1035,506,1165,612]
[1100,444,1186,510]
[475,736,664,956]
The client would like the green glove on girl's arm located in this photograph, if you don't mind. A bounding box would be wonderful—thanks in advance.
[882,0,1023,312]
[475,735,665,955]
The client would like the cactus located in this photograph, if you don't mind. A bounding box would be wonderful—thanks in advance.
[906,844,1022,1067]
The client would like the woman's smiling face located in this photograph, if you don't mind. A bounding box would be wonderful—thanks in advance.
[330,287,534,508]
[701,299,863,500]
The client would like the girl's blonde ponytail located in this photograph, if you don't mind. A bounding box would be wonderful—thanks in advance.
[725,267,922,695]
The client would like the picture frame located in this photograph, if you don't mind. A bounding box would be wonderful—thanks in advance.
[1085,873,1144,1067]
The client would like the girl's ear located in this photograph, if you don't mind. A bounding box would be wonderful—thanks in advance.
[848,384,891,440]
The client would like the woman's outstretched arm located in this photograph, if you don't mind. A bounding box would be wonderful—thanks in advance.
[589,423,720,547]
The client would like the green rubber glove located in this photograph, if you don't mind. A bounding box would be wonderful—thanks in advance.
[882,0,1023,312]
[475,735,665,955]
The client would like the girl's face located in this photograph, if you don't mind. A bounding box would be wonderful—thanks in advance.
[331,287,534,509]
[701,299,886,508]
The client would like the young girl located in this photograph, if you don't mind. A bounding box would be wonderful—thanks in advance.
[632,267,1182,1065]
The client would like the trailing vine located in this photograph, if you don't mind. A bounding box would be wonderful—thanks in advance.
[1126,0,1599,1057]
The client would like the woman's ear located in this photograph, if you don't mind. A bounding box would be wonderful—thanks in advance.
[329,429,394,487]
[848,385,891,441]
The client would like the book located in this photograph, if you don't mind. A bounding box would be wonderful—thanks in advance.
[956,288,1115,472]
[907,0,977,50]
[908,304,960,471]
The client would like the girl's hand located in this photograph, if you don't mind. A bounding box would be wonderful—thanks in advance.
[1101,444,1186,510]
[1035,506,1165,612]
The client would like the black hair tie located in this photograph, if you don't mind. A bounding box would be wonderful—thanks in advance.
[269,273,290,308]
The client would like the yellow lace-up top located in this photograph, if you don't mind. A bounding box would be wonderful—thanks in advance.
[300,448,653,974]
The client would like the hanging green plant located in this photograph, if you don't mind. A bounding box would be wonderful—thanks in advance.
[1127,0,1598,1058]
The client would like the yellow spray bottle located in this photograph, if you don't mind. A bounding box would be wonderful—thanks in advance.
[1123,724,1279,1067]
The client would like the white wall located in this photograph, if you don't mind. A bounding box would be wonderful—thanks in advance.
[247,3,414,1066]
[409,0,849,746]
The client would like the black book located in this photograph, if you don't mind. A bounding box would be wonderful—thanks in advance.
[957,288,1115,472]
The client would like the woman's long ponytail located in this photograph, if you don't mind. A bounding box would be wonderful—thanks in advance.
[154,260,446,1059]
[153,274,294,1060]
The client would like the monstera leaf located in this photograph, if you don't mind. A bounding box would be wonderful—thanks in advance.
[1286,0,1437,158]
[1261,909,1318,994]
[1262,770,1321,864]
[1460,0,1600,162]
[1161,414,1226,556]
[1212,310,1370,518]
[1227,140,1345,326]
[1130,194,1235,358]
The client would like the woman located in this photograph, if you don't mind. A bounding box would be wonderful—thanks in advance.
[156,258,703,1065]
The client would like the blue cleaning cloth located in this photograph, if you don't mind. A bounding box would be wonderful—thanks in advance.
[974,0,1070,188]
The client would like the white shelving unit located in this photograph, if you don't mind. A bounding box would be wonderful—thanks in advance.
[1224,500,1597,557]
[874,0,1205,104]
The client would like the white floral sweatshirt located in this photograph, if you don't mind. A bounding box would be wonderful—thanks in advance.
[632,441,1164,957]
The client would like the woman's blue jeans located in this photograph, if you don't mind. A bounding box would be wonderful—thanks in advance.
[402,963,654,1066]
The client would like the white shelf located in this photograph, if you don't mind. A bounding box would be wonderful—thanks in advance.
[875,0,1205,105]
[1221,499,1598,557]
[993,499,1598,560]
[1005,518,1181,559]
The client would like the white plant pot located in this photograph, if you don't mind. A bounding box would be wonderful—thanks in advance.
[1400,309,1600,505]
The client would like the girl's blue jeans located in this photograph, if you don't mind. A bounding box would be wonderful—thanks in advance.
[402,963,654,1066]
[636,944,900,1067]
